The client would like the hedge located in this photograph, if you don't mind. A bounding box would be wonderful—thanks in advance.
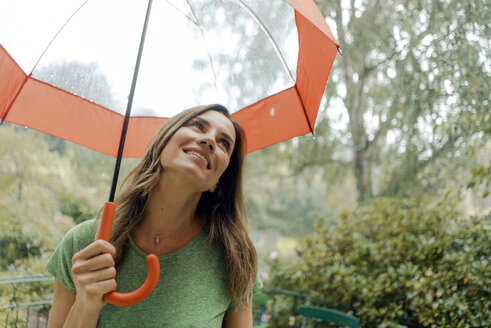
[268,197,490,327]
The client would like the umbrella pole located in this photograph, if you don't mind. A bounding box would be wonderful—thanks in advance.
[108,0,154,203]
[96,2,159,308]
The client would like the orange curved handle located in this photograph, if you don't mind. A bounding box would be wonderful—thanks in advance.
[96,202,160,306]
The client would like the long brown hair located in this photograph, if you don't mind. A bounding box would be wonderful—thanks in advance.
[103,104,257,305]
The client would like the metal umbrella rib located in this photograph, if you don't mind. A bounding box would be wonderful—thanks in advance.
[235,0,295,85]
[185,0,219,95]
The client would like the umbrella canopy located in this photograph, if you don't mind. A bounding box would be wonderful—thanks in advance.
[0,0,339,306]
[0,0,338,157]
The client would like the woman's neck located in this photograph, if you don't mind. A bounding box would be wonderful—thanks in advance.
[132,173,204,255]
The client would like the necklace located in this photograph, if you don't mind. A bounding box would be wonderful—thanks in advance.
[151,227,192,245]
[146,217,202,247]
[151,232,176,245]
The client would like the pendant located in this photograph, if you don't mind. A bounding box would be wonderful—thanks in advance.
[154,236,160,244]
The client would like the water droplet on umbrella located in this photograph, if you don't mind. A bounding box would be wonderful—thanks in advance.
[270,107,275,116]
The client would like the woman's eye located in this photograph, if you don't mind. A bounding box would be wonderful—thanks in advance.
[219,139,230,151]
[190,120,203,130]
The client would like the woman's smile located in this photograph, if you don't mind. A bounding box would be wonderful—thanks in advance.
[184,149,210,169]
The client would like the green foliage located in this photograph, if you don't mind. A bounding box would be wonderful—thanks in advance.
[0,125,75,271]
[57,193,98,225]
[268,197,490,327]
[244,146,331,236]
[0,122,140,272]
[303,0,491,203]
[0,234,41,269]
[468,164,491,199]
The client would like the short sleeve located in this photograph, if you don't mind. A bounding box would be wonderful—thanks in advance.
[226,272,263,312]
[253,274,263,294]
[45,219,96,294]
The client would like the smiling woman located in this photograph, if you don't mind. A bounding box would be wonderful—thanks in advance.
[159,110,236,192]
[45,104,260,328]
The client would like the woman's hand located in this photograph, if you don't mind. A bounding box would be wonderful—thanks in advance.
[70,239,117,314]
[48,240,117,328]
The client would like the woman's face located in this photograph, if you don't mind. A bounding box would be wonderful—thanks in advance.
[159,110,236,192]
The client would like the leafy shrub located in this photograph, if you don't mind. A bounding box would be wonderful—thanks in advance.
[57,192,97,225]
[268,197,490,327]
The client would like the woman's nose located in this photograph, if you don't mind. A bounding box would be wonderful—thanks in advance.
[199,138,215,151]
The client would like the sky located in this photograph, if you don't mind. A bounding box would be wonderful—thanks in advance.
[0,0,299,118]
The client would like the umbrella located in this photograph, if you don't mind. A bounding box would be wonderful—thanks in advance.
[0,0,339,306]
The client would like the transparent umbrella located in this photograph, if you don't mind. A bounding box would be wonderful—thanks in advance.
[0,0,339,306]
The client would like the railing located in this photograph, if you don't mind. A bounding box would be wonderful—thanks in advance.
[0,274,54,328]
[3,274,308,328]
[3,274,321,327]
[253,286,347,327]
[1,274,423,327]
[254,287,424,328]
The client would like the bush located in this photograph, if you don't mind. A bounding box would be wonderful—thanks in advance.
[268,197,490,327]
[57,192,97,225]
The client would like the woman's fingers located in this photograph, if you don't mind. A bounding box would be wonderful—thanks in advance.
[71,240,116,275]
[96,278,118,295]
[77,266,117,285]
[72,240,116,264]
[76,267,117,294]
[72,253,115,274]
[70,240,118,311]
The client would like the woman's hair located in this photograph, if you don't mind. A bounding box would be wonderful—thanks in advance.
[104,104,257,305]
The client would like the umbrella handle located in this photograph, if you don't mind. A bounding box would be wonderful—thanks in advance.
[96,202,160,306]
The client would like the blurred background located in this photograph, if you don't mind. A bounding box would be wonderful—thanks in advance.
[1,0,489,327]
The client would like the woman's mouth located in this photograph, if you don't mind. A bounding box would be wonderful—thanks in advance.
[185,150,209,168]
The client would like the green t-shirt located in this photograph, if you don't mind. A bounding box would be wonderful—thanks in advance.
[45,219,261,327]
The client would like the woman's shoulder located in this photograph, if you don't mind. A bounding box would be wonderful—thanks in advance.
[45,219,98,291]
[62,219,98,248]
[67,218,97,235]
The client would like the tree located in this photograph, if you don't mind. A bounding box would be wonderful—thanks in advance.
[244,146,330,236]
[0,125,74,270]
[289,0,491,204]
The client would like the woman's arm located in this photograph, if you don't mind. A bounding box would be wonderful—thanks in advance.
[47,240,117,328]
[48,280,100,328]
[222,299,253,328]
[48,280,75,328]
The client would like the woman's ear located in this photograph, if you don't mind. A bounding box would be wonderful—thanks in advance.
[210,180,219,193]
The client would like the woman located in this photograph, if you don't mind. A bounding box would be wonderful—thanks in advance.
[46,104,260,327]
